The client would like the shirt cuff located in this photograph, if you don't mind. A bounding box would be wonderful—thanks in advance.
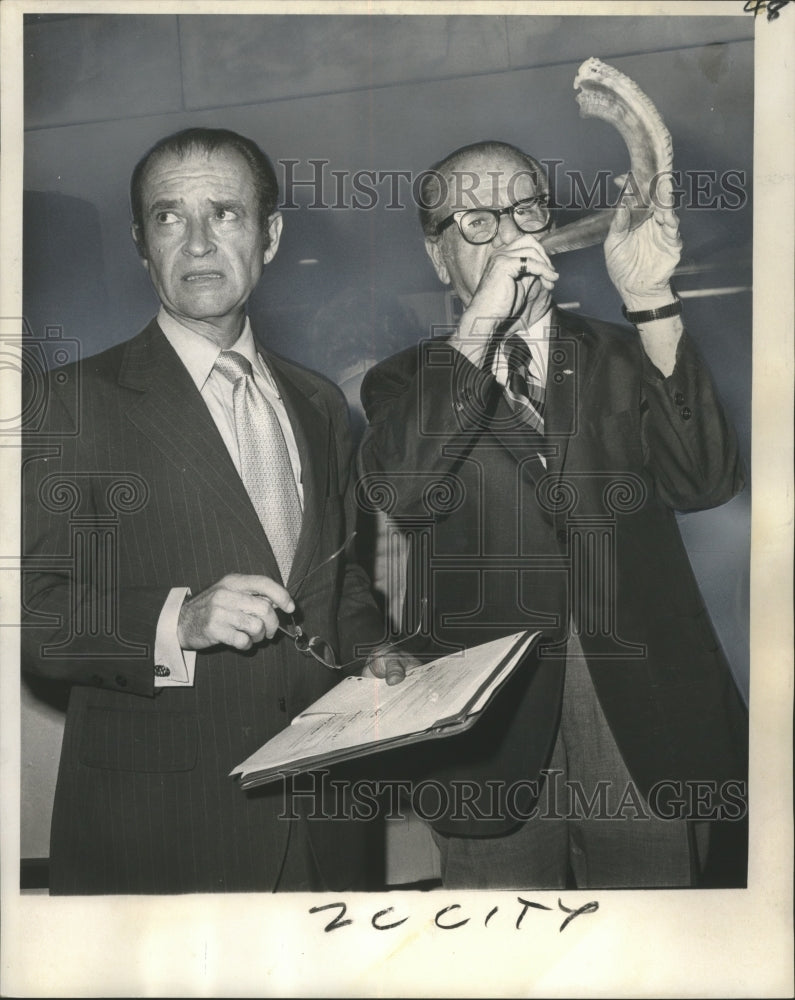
[637,317,683,379]
[154,587,197,687]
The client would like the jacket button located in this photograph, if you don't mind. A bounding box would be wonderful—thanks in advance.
[115,674,128,687]
[680,406,692,420]
[674,391,685,405]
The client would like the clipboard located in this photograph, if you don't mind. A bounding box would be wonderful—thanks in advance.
[231,630,540,789]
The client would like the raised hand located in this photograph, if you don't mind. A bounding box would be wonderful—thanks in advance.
[450,233,559,368]
[471,234,558,317]
[604,173,682,311]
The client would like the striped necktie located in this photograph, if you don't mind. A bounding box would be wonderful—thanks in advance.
[503,334,545,434]
[214,350,302,581]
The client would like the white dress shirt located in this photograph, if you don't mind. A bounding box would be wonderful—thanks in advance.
[153,308,303,686]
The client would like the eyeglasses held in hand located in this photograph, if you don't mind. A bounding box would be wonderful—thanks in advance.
[435,194,552,244]
[278,535,428,675]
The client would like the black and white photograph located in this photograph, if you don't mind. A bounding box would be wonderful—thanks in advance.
[1,1,792,996]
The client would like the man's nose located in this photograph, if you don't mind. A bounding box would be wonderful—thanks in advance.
[182,217,215,256]
[492,211,522,247]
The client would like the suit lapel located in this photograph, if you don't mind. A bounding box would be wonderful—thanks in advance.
[483,391,549,488]
[544,307,589,479]
[119,321,281,573]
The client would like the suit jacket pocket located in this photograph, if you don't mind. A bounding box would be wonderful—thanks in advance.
[79,707,198,772]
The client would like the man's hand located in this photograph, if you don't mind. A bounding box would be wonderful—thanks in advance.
[362,648,423,686]
[604,173,682,310]
[178,574,294,651]
[453,234,559,367]
[469,233,559,319]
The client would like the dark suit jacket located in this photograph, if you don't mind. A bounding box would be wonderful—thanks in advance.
[360,307,749,836]
[22,319,385,893]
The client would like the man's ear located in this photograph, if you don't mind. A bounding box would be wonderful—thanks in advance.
[131,223,149,268]
[263,212,283,265]
[425,237,450,285]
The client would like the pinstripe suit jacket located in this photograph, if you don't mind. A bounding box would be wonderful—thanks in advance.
[22,319,385,894]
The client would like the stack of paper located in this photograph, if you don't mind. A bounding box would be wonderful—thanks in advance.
[231,630,539,789]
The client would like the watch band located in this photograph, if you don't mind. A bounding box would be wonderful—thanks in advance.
[622,296,682,324]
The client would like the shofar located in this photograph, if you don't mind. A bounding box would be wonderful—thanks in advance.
[540,56,674,256]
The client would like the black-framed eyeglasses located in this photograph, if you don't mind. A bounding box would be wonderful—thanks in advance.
[435,195,552,244]
[274,534,427,671]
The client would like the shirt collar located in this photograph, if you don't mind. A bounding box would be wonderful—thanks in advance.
[157,307,263,391]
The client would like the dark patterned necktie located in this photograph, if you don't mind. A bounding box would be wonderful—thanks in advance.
[214,350,302,581]
[503,334,545,434]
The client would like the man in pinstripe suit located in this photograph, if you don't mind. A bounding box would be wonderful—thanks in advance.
[21,128,406,894]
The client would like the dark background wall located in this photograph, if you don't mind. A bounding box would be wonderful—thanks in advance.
[21,12,753,859]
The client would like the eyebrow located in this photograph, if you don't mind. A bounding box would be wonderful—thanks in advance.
[209,199,247,214]
[464,193,548,212]
[148,199,183,216]
[147,198,248,215]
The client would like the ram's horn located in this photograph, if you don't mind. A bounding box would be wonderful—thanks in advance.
[540,57,674,256]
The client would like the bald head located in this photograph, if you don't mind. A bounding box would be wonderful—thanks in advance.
[417,141,547,238]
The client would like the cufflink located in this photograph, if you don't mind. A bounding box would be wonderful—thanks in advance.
[154,664,171,677]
